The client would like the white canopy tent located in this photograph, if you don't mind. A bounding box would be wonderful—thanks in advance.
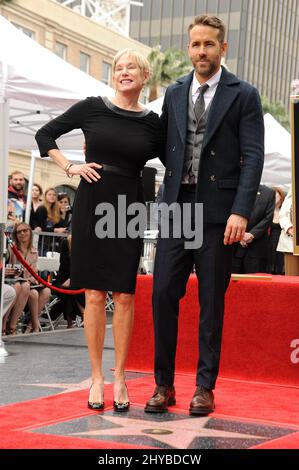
[0,13,115,217]
[263,113,292,189]
[0,15,116,351]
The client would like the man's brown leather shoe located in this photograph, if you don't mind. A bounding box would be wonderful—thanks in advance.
[144,385,176,413]
[189,385,215,416]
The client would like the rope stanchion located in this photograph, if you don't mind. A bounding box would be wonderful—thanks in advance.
[7,239,85,295]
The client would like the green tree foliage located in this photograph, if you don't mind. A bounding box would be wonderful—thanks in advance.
[147,45,192,102]
[261,95,290,131]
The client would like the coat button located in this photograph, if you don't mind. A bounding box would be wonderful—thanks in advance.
[172,146,176,151]
[210,175,216,182]
[168,170,172,177]
[210,150,216,156]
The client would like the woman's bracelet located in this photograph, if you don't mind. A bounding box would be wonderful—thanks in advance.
[64,163,73,178]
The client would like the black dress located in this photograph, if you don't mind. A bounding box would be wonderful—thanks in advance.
[35,96,161,293]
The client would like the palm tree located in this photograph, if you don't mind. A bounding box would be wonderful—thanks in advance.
[261,95,290,131]
[147,46,192,102]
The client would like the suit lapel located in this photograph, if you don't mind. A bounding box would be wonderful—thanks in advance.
[203,67,240,150]
[171,72,193,144]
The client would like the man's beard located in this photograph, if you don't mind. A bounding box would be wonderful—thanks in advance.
[12,184,23,191]
[195,59,219,78]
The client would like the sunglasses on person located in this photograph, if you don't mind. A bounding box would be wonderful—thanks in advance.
[16,228,30,234]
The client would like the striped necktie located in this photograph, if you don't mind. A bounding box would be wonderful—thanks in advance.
[194,83,209,121]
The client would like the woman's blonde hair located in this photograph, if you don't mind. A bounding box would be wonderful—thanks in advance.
[112,49,150,76]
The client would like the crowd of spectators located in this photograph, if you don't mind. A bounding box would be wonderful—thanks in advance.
[7,171,72,233]
[2,170,298,336]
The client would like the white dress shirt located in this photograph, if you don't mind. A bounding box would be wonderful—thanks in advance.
[191,67,222,108]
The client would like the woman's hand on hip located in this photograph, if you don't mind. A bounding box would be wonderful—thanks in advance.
[69,162,102,183]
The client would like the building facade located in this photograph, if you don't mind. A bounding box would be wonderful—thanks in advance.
[1,0,151,193]
[130,0,299,110]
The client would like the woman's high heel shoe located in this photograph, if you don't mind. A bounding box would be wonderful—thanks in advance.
[88,383,104,411]
[113,382,130,412]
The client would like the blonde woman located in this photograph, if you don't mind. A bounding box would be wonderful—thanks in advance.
[34,187,67,234]
[36,49,161,412]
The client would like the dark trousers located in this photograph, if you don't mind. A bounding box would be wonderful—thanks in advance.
[232,254,267,274]
[152,186,233,390]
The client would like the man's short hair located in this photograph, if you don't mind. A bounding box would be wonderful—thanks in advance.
[188,15,226,43]
[10,170,25,179]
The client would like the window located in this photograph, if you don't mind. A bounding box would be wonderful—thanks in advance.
[161,35,171,50]
[141,0,151,19]
[230,0,242,12]
[80,52,90,73]
[131,4,140,20]
[152,0,162,20]
[55,42,67,60]
[101,61,112,85]
[195,0,206,14]
[12,22,35,39]
[218,0,230,13]
[162,0,172,17]
[207,0,217,13]
[173,0,183,17]
[227,30,239,60]
[184,0,195,16]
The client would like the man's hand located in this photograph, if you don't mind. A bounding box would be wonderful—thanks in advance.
[242,232,254,244]
[224,214,248,245]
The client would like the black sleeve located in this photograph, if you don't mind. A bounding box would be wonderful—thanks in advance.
[35,98,91,158]
[35,206,52,232]
[250,188,276,240]
[158,88,170,167]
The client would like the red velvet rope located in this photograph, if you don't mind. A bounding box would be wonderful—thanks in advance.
[8,242,85,295]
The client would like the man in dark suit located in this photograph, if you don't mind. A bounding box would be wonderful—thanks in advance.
[144,15,264,416]
[232,185,275,273]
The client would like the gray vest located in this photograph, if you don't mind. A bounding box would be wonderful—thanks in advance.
[182,85,211,184]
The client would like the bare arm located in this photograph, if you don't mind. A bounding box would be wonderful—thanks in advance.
[48,149,101,183]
